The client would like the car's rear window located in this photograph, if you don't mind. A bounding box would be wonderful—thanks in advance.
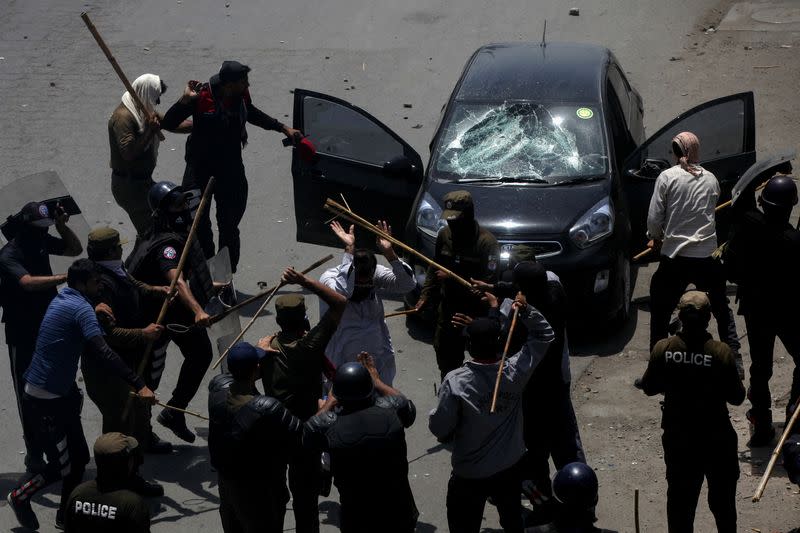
[432,102,608,184]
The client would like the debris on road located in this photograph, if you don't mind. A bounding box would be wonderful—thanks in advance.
[753,65,780,69]
[412,124,423,129]
[403,103,413,108]
[569,8,580,16]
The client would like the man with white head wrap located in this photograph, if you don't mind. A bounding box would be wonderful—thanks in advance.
[108,74,191,236]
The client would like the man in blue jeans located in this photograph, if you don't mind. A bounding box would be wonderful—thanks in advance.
[6,259,155,531]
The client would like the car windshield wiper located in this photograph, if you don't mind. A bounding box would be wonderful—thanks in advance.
[451,176,549,184]
[551,175,606,186]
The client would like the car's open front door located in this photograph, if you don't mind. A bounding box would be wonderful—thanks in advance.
[290,90,424,248]
[621,92,756,259]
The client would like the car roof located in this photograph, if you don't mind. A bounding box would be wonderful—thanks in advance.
[455,42,612,103]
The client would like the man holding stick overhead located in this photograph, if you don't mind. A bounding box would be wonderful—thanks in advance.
[416,190,500,379]
[428,291,553,533]
[161,61,301,273]
[126,181,215,443]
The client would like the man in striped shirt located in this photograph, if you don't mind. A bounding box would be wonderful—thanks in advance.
[6,259,155,531]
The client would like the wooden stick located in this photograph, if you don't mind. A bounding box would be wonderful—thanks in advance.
[490,305,520,413]
[324,198,473,289]
[385,308,418,319]
[211,254,334,370]
[80,13,165,141]
[122,178,215,420]
[753,398,800,502]
[129,392,209,421]
[635,489,640,533]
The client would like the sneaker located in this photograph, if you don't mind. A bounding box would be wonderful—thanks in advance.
[145,431,174,454]
[733,351,745,381]
[157,409,196,443]
[129,474,165,498]
[7,491,39,530]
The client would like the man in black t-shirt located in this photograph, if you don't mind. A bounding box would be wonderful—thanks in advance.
[0,201,82,470]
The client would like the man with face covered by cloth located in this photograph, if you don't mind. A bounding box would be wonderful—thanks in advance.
[319,220,415,385]
[0,201,82,472]
[416,190,500,379]
[126,181,215,444]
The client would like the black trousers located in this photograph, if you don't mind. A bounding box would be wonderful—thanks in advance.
[649,256,740,352]
[744,308,800,424]
[7,340,42,460]
[183,161,248,273]
[286,448,321,533]
[446,463,524,533]
[10,386,90,516]
[662,427,738,533]
[218,475,289,533]
[434,307,469,380]
[154,329,213,410]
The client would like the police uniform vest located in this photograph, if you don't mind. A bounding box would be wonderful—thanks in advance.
[304,396,418,531]
[65,480,150,533]
[126,230,214,311]
[434,224,498,315]
[207,374,301,480]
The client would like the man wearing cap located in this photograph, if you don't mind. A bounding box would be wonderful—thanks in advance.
[6,259,156,531]
[161,60,301,273]
[417,190,500,379]
[646,132,742,372]
[208,341,304,532]
[257,266,346,533]
[429,291,553,532]
[320,220,415,385]
[84,227,171,457]
[64,432,152,532]
[109,73,192,236]
[636,291,744,533]
[0,201,82,472]
[303,354,418,532]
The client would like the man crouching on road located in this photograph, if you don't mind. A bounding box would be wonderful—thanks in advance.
[636,290,745,533]
[428,291,554,533]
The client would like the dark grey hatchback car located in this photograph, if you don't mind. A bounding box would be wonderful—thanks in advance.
[289,42,758,323]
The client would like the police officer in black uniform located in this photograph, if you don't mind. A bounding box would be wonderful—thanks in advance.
[526,463,618,533]
[208,342,303,532]
[126,181,214,443]
[0,201,82,470]
[637,291,745,533]
[724,174,800,446]
[64,432,152,533]
[417,190,499,379]
[257,267,347,533]
[303,355,418,533]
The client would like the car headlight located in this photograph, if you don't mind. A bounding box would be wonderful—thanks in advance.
[416,192,447,238]
[569,197,614,249]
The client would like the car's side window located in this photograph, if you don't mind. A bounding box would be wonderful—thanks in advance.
[608,66,632,126]
[302,96,404,166]
[606,82,636,167]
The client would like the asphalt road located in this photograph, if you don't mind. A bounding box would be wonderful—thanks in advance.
[1,0,799,531]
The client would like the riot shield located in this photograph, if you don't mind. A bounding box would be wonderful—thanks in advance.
[205,247,242,373]
[0,171,91,273]
[730,150,796,206]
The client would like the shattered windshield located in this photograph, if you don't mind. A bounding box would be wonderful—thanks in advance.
[432,102,608,184]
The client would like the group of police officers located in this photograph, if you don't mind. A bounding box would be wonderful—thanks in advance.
[0,59,798,532]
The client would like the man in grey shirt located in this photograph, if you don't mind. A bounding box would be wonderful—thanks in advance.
[646,131,742,374]
[428,291,553,533]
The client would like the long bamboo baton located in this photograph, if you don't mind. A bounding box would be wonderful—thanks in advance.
[323,198,473,290]
[80,12,165,142]
[121,177,215,420]
[165,283,280,333]
[385,309,418,319]
[211,254,334,370]
[129,392,209,421]
[634,489,641,533]
[634,180,777,262]
[752,397,800,502]
[490,303,520,413]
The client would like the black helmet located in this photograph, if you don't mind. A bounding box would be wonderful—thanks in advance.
[147,181,184,213]
[552,462,599,509]
[332,362,374,403]
[760,175,798,211]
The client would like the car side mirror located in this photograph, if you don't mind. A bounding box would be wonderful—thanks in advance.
[627,158,670,180]
[383,156,416,179]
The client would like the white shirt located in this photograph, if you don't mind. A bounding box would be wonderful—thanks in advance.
[646,165,720,259]
[319,253,416,385]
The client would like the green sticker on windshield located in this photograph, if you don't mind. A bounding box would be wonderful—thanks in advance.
[576,108,594,119]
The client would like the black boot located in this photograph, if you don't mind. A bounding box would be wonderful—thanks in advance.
[129,474,165,498]
[145,431,174,454]
[157,409,196,443]
[747,409,776,447]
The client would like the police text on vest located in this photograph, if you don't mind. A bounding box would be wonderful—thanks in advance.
[74,501,117,519]
[665,351,712,367]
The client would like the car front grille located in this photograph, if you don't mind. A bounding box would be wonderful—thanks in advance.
[499,241,563,260]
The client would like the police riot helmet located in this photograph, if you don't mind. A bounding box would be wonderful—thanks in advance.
[552,462,599,509]
[147,181,184,213]
[760,175,798,212]
[332,362,374,404]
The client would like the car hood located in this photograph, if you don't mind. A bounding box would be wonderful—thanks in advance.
[425,179,611,239]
